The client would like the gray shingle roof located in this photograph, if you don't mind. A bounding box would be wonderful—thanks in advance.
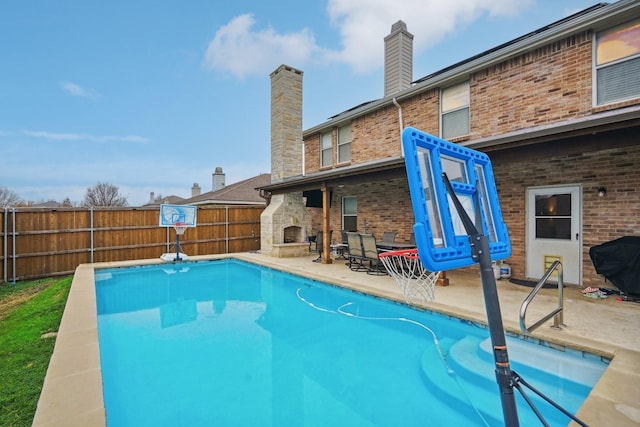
[179,173,271,206]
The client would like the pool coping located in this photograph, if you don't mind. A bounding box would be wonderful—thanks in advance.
[32,254,640,426]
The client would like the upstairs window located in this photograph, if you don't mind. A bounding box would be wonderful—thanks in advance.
[337,124,351,163]
[321,132,333,167]
[595,19,640,105]
[441,82,470,140]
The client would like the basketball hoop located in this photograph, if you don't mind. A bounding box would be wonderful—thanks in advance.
[173,222,188,235]
[379,248,440,305]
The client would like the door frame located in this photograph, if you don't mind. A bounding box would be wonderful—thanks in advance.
[525,184,582,285]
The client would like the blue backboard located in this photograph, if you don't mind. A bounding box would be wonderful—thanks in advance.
[159,204,197,227]
[402,127,511,271]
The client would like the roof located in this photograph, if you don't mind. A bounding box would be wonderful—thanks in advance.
[143,195,185,207]
[179,173,271,206]
[304,1,636,137]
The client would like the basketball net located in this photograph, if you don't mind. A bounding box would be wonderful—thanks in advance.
[379,248,439,305]
[173,222,188,235]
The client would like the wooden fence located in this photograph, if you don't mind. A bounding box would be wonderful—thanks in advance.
[0,206,264,283]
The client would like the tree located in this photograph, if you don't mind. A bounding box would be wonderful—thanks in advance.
[83,182,128,207]
[0,186,21,207]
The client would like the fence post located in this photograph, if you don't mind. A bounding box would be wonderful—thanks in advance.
[225,206,229,254]
[2,208,6,284]
[11,208,16,284]
[90,207,94,263]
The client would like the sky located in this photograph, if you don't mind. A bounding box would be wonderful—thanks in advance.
[0,0,600,206]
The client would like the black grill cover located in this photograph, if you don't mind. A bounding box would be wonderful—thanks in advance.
[589,236,640,296]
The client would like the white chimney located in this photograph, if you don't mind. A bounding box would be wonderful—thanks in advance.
[149,192,155,204]
[212,167,225,191]
[192,183,201,197]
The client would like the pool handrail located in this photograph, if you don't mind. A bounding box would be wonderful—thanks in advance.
[519,261,565,334]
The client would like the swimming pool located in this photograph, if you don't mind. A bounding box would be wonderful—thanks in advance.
[95,259,607,426]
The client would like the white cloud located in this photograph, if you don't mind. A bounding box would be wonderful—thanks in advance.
[22,130,150,144]
[203,14,319,78]
[60,81,100,99]
[326,0,529,73]
[204,0,530,78]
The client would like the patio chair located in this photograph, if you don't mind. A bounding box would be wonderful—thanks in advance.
[312,230,332,262]
[307,234,317,252]
[313,231,323,262]
[346,232,367,271]
[381,231,397,244]
[360,233,388,276]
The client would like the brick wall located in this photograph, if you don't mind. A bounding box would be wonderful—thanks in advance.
[305,31,639,172]
[472,32,593,138]
[306,179,416,243]
[492,136,640,287]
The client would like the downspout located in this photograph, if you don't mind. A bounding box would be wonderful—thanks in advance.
[393,97,404,157]
[302,143,305,176]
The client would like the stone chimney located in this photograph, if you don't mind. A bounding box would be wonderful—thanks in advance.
[191,183,201,197]
[212,167,225,191]
[260,64,312,257]
[149,192,155,204]
[384,20,413,97]
[269,65,303,181]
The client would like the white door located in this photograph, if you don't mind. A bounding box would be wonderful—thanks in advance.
[526,186,581,284]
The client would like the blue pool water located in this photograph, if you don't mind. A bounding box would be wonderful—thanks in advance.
[95,259,607,427]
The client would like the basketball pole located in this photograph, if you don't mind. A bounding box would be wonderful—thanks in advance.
[174,227,182,261]
[442,173,520,427]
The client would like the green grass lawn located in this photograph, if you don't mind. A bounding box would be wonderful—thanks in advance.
[0,277,72,427]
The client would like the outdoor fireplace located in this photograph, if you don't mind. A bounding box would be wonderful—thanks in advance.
[260,193,311,257]
[283,226,302,243]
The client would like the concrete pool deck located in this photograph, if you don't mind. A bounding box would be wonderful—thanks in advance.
[33,252,640,426]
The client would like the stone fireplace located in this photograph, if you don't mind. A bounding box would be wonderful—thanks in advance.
[283,225,302,243]
[260,193,311,257]
[260,65,312,257]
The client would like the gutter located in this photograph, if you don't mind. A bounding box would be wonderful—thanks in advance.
[463,104,640,150]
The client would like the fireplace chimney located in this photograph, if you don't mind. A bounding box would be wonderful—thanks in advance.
[260,64,312,256]
[270,65,303,182]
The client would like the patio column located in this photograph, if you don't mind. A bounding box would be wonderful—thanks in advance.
[322,183,332,264]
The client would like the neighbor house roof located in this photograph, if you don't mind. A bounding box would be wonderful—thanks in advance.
[179,173,271,206]
[143,195,185,207]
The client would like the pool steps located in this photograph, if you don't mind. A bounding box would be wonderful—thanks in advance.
[420,335,606,426]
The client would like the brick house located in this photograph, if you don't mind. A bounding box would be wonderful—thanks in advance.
[260,0,640,287]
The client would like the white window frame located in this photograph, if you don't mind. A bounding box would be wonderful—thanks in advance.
[337,124,351,163]
[342,196,357,231]
[320,131,333,167]
[593,19,640,106]
[440,82,470,140]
